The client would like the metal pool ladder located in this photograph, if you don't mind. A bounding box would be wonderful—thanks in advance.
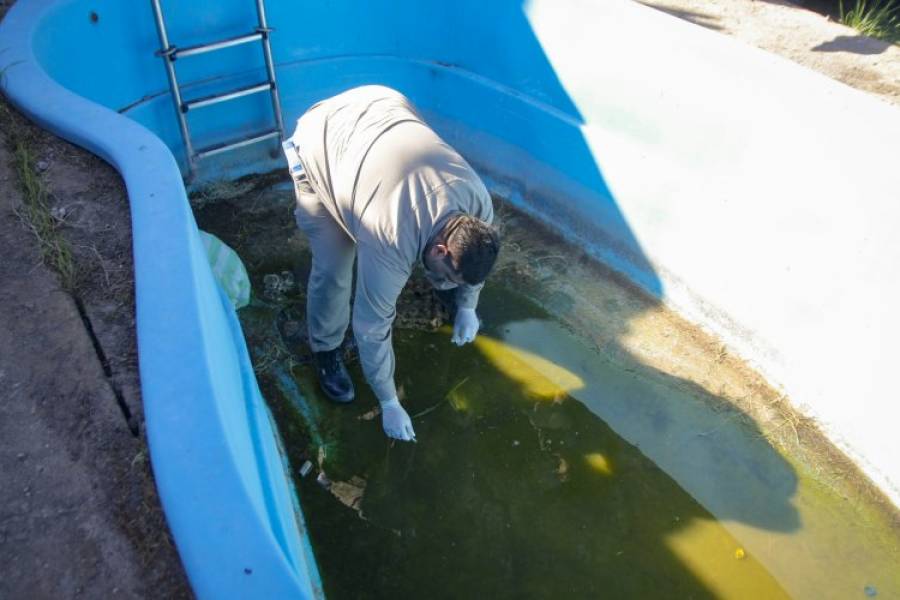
[150,0,285,175]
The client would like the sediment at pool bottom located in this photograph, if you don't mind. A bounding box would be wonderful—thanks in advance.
[192,177,900,599]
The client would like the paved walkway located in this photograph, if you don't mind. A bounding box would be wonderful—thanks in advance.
[0,104,192,598]
[642,0,900,107]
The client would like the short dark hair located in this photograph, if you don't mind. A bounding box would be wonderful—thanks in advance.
[445,215,501,285]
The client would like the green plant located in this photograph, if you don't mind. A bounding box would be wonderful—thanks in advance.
[840,0,900,43]
[1,104,79,291]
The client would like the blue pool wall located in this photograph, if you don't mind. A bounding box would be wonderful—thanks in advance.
[28,0,662,294]
[0,0,664,597]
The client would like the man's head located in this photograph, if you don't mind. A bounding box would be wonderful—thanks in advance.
[424,215,501,286]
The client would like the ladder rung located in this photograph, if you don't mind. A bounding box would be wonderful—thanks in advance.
[182,81,273,112]
[195,129,281,159]
[174,31,264,59]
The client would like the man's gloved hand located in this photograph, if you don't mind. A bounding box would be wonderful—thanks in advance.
[452,307,479,346]
[381,397,416,442]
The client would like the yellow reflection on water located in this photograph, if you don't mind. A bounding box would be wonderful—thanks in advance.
[584,452,614,476]
[473,333,584,399]
[664,519,790,599]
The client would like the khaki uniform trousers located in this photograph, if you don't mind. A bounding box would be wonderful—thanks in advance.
[293,173,356,353]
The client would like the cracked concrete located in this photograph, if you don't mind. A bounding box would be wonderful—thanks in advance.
[0,101,192,598]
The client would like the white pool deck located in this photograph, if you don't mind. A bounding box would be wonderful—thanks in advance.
[525,0,900,506]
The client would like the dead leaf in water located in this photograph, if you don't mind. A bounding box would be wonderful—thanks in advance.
[556,456,570,482]
[330,476,367,510]
[358,406,381,421]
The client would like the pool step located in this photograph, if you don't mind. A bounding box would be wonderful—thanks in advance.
[171,31,265,60]
[150,0,284,176]
[182,81,275,113]
[196,129,281,159]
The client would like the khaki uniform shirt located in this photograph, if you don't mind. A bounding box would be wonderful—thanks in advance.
[290,85,493,402]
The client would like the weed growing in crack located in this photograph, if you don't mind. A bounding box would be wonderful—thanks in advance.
[2,105,79,291]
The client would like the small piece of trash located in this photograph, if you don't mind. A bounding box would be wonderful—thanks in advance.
[512,440,520,447]
[865,585,877,597]
[36,160,49,172]
[357,406,381,421]
[734,548,746,560]
[263,271,296,299]
[299,460,313,477]
[316,472,332,490]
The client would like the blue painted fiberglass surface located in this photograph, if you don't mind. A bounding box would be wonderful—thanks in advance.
[0,1,660,597]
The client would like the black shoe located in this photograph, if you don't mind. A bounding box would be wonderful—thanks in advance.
[313,349,355,403]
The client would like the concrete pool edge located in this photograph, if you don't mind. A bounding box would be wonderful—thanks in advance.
[0,2,323,598]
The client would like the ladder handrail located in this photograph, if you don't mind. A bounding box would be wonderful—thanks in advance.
[150,0,195,170]
[254,0,285,139]
[149,0,284,176]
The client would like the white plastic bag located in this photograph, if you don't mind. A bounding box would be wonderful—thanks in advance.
[200,231,251,309]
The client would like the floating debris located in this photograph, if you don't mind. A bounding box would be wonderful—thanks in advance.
[263,270,297,300]
[299,460,313,477]
[735,548,746,560]
[329,476,367,511]
[865,585,877,597]
[412,377,469,419]
[358,406,382,421]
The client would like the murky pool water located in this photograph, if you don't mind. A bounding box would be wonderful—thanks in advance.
[194,178,900,599]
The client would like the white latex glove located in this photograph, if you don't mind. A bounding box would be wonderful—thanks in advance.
[381,397,416,442]
[452,307,479,346]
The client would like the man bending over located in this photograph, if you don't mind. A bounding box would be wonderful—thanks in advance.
[284,85,500,442]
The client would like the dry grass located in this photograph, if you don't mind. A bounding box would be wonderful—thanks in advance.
[2,104,79,291]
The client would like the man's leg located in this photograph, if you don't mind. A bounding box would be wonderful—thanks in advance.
[294,174,356,402]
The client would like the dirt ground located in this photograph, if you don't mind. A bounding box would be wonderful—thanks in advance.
[0,104,194,598]
[641,0,900,107]
[0,1,897,598]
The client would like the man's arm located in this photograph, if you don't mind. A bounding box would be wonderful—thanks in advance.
[451,283,483,346]
[352,247,417,441]
[352,248,407,403]
[454,281,484,310]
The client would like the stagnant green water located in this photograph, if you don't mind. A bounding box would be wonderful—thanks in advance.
[195,180,900,599]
